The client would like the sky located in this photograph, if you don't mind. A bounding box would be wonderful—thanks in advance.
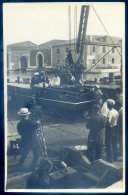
[3,2,125,46]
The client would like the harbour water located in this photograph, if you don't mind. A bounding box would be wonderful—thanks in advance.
[7,69,120,83]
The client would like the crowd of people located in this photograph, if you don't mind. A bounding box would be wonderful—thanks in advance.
[14,82,123,188]
[13,61,124,188]
[30,63,85,88]
[16,84,123,167]
[30,71,60,88]
[86,86,123,163]
[55,63,85,85]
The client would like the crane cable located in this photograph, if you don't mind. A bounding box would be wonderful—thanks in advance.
[91,5,121,57]
[68,5,71,50]
[74,5,77,61]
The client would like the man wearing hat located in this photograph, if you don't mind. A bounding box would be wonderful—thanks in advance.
[86,104,106,162]
[93,85,103,98]
[17,108,39,170]
[30,72,39,88]
[105,99,119,162]
[38,71,46,83]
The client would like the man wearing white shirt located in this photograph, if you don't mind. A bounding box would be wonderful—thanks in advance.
[100,95,109,145]
[105,99,119,163]
[100,102,109,118]
[52,73,60,86]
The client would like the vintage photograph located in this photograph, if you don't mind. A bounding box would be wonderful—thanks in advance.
[3,2,125,192]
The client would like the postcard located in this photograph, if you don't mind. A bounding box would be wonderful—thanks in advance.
[3,2,125,192]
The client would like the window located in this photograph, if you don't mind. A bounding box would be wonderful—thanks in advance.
[103,47,106,53]
[93,46,95,52]
[103,37,106,42]
[66,48,69,53]
[57,59,60,64]
[92,59,95,64]
[103,58,105,65]
[112,58,115,64]
[56,48,60,54]
[112,47,115,53]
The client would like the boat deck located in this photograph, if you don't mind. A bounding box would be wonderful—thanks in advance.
[7,82,121,90]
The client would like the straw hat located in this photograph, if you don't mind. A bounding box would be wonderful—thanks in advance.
[18,108,31,115]
[34,72,39,76]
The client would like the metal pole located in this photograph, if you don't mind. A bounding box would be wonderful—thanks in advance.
[68,6,71,50]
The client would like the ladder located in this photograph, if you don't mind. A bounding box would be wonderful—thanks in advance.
[76,6,90,64]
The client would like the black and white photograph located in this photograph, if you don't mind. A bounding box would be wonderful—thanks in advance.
[3,2,125,192]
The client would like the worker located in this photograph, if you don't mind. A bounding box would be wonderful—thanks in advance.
[17,108,39,171]
[51,73,60,86]
[100,94,109,119]
[86,104,106,162]
[38,71,46,83]
[30,72,39,88]
[67,72,76,85]
[92,85,103,98]
[100,94,109,145]
[26,159,53,189]
[105,99,119,163]
[46,76,50,86]
[118,104,123,156]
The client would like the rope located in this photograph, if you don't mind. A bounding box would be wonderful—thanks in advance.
[74,6,76,51]
[91,5,121,57]
[75,5,77,62]
[68,6,71,50]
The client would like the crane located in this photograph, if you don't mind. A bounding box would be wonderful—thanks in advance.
[76,5,90,65]
[66,5,90,83]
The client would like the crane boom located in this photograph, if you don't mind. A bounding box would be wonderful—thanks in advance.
[76,5,90,64]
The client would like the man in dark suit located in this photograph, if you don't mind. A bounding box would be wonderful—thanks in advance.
[30,72,39,88]
[17,108,39,170]
[86,104,106,162]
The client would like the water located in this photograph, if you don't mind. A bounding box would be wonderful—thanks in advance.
[7,70,120,83]
[7,70,54,83]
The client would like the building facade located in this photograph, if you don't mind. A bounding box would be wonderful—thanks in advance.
[7,35,121,71]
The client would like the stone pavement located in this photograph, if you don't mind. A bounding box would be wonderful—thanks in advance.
[5,120,123,190]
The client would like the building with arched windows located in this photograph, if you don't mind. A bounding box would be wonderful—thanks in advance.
[7,35,122,71]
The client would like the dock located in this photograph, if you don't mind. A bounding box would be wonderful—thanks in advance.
[6,117,123,190]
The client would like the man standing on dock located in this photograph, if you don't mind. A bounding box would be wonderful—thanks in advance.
[86,104,106,162]
[17,108,39,171]
[105,99,119,163]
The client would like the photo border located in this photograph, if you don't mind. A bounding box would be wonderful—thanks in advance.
[0,0,127,194]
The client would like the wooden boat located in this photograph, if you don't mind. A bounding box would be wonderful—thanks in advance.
[7,81,121,119]
[7,82,95,118]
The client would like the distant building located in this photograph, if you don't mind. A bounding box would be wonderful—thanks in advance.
[7,35,121,71]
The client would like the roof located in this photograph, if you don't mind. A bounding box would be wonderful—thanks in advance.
[7,35,122,52]
[7,41,37,52]
[8,41,37,47]
[38,39,67,49]
[88,35,121,45]
[38,35,121,49]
